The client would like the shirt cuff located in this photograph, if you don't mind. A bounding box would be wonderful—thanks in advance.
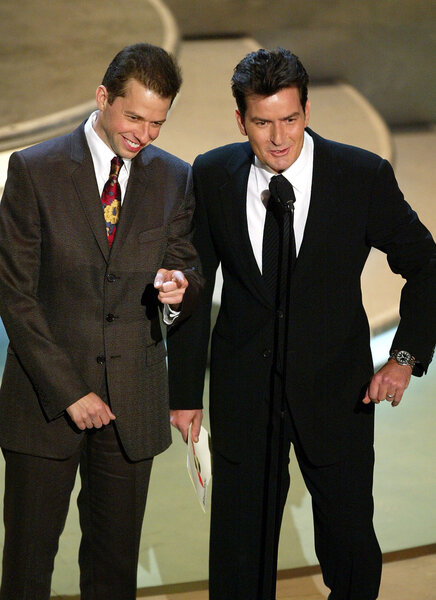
[163,304,181,325]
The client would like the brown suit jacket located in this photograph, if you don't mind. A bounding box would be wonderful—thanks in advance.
[0,122,202,460]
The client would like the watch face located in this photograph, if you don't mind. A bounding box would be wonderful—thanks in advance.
[396,350,411,365]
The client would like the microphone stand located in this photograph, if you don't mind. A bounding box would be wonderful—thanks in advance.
[258,193,295,600]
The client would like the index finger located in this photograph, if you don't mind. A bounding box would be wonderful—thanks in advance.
[171,270,188,287]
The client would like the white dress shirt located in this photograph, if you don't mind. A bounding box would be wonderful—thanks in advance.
[246,131,314,273]
[84,111,131,200]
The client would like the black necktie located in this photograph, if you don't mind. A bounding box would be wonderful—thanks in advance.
[262,174,297,302]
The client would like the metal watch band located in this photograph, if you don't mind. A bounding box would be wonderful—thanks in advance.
[389,349,416,368]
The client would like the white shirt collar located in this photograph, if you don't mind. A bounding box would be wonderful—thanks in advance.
[84,111,131,180]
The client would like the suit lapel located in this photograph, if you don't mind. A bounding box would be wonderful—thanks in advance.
[108,151,151,260]
[70,125,110,262]
[70,127,158,263]
[292,129,340,281]
[220,143,274,308]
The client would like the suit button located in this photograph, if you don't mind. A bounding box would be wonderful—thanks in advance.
[262,349,271,358]
[106,273,116,283]
[276,310,284,319]
[96,355,105,364]
[106,313,115,322]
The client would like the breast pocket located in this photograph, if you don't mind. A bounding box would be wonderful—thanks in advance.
[138,226,165,244]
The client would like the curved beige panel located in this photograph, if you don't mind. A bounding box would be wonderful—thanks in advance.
[0,0,180,152]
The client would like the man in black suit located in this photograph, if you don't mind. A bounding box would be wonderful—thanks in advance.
[168,48,436,599]
[0,43,202,599]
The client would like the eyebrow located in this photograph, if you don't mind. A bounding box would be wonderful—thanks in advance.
[123,110,167,124]
[250,112,300,122]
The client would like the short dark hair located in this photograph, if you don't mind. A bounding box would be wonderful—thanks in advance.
[231,48,309,118]
[102,43,182,104]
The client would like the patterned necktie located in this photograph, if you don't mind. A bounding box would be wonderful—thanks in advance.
[101,156,123,248]
[262,174,297,301]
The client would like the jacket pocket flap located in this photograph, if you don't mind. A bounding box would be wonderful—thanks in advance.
[145,343,167,365]
[139,226,165,244]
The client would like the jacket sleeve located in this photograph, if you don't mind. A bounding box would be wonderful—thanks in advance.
[166,157,219,409]
[160,164,204,323]
[0,152,91,419]
[366,158,436,374]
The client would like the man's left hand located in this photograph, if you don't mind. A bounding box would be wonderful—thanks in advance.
[170,409,203,443]
[154,269,188,309]
[363,359,412,407]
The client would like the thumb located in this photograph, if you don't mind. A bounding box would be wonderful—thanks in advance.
[191,414,202,443]
[105,405,116,420]
[362,388,371,404]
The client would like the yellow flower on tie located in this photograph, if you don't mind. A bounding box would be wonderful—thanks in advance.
[104,200,120,224]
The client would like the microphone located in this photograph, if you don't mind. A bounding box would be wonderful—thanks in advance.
[269,174,296,213]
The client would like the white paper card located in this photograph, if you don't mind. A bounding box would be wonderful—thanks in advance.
[187,425,212,512]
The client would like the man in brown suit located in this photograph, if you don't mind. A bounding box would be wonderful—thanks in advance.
[0,43,202,599]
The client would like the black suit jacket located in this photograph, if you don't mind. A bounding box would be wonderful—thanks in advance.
[168,129,436,465]
[0,123,202,461]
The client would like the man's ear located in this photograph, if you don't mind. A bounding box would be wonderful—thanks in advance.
[235,110,247,136]
[304,99,310,127]
[96,85,109,111]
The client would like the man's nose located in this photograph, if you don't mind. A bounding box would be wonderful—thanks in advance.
[136,122,151,145]
[270,123,284,146]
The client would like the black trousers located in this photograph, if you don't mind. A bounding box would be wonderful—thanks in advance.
[0,423,152,600]
[209,402,382,600]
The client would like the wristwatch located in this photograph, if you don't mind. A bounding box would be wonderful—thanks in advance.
[389,349,416,369]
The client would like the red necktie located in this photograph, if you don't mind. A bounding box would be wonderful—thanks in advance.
[101,156,123,247]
